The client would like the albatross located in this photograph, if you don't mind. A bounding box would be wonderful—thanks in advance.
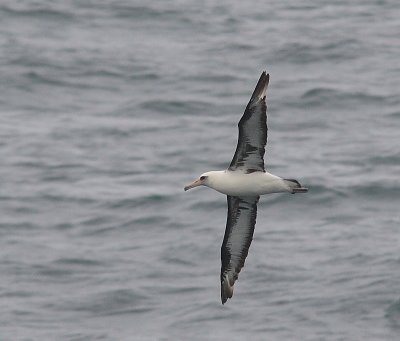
[184,71,308,304]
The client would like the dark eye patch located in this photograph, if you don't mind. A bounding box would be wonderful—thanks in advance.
[200,176,207,181]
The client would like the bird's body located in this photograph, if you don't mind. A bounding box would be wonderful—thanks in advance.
[198,170,303,197]
[184,71,308,304]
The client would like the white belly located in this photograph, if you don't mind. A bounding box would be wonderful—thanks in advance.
[207,171,290,197]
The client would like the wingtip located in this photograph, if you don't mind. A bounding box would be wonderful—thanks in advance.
[221,274,234,304]
[251,71,269,101]
[263,72,270,90]
[262,70,270,80]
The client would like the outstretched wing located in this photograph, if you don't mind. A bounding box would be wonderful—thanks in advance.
[220,195,259,304]
[229,72,269,173]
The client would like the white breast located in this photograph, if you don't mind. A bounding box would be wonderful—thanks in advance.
[205,171,290,196]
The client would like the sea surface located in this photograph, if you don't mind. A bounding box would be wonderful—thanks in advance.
[1,1,400,340]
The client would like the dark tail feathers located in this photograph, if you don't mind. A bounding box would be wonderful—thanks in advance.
[284,179,309,194]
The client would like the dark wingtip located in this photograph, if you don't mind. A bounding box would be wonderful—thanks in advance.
[251,71,270,100]
[221,274,234,304]
[262,71,270,83]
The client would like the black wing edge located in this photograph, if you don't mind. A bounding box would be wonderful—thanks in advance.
[249,71,269,102]
[220,195,259,304]
[228,71,270,172]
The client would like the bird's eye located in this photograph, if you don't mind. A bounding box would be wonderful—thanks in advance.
[200,176,207,181]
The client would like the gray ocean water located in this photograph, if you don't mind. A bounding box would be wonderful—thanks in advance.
[1,1,400,340]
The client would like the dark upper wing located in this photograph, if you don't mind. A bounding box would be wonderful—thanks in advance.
[220,195,259,304]
[229,72,269,173]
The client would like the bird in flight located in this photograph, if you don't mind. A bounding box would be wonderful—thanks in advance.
[184,71,308,304]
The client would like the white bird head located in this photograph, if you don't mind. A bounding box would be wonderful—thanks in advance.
[184,172,212,191]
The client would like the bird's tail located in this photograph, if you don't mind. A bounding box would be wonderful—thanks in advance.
[284,179,309,194]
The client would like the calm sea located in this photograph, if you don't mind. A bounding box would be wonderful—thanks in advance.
[1,1,400,340]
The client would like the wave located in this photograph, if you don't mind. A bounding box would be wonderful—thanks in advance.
[140,99,213,115]
[54,257,103,267]
[63,288,153,316]
[22,71,116,91]
[273,39,366,64]
[1,5,75,21]
[369,152,400,165]
[385,298,400,328]
[299,87,387,108]
[109,4,180,21]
